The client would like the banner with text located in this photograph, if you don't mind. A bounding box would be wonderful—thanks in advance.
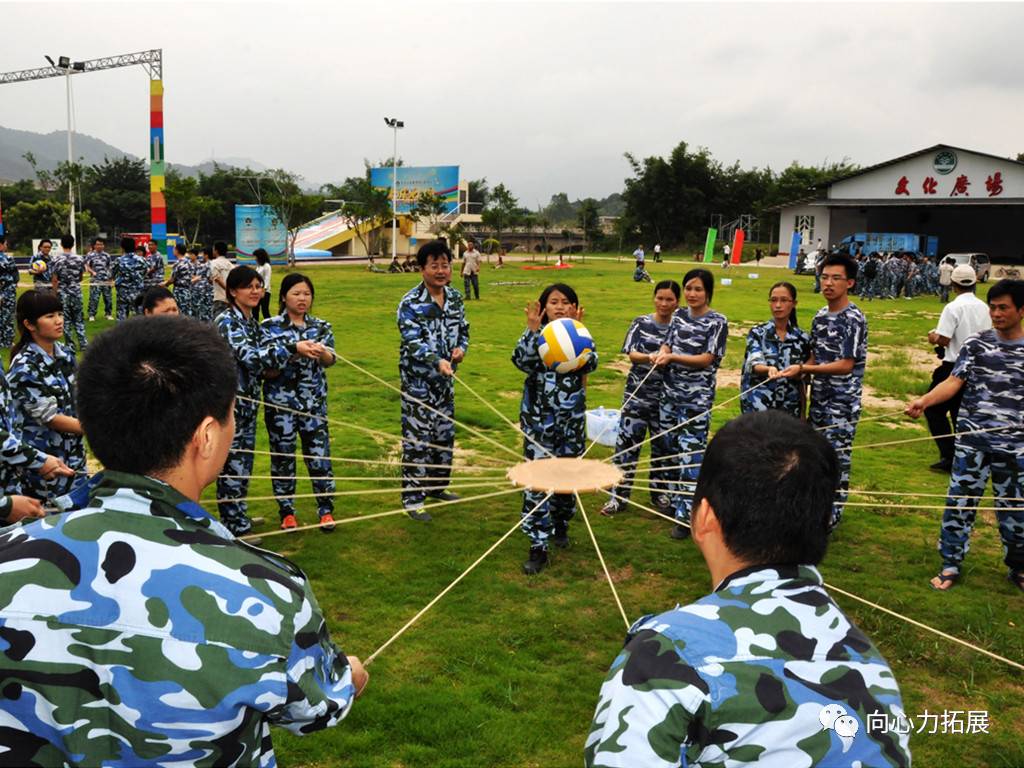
[234,204,288,258]
[370,165,459,214]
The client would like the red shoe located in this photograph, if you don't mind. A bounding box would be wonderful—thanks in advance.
[319,513,336,533]
[280,514,298,531]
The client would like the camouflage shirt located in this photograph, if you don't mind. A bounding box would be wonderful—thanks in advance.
[0,356,47,514]
[663,308,728,413]
[740,320,811,414]
[396,283,469,390]
[51,252,86,297]
[145,250,166,287]
[262,313,336,413]
[512,328,599,436]
[84,249,114,281]
[620,314,672,413]
[170,257,195,291]
[951,329,1024,454]
[809,304,868,406]
[0,250,19,297]
[113,253,148,294]
[217,306,293,410]
[31,250,53,287]
[0,470,357,766]
[586,565,911,768]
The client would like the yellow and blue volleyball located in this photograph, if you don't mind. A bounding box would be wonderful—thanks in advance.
[539,317,595,374]
[31,259,48,274]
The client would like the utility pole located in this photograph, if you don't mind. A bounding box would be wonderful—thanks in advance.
[384,117,404,260]
[2,50,165,253]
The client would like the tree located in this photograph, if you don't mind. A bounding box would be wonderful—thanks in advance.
[164,170,222,245]
[195,164,261,241]
[1015,152,1024,163]
[410,190,448,236]
[5,199,96,249]
[21,152,58,194]
[83,156,149,234]
[467,178,489,212]
[577,198,602,251]
[536,213,552,253]
[321,177,392,257]
[439,221,465,253]
[481,183,519,250]
[262,170,324,267]
[543,192,576,223]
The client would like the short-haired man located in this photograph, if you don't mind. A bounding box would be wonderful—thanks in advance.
[51,233,88,352]
[144,237,165,289]
[922,265,991,473]
[113,236,148,321]
[0,234,19,347]
[586,411,911,767]
[396,240,469,520]
[0,316,367,762]
[907,279,1024,592]
[30,238,54,290]
[780,253,867,529]
[938,257,955,303]
[462,238,481,300]
[85,236,114,321]
[209,240,235,317]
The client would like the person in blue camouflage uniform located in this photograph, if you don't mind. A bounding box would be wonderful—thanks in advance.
[50,234,88,353]
[144,237,166,290]
[84,236,114,320]
[397,240,470,521]
[587,411,911,768]
[907,279,1024,592]
[0,315,368,765]
[217,266,326,537]
[6,289,88,500]
[740,281,811,417]
[601,280,678,516]
[881,253,899,299]
[168,241,195,316]
[654,269,728,539]
[780,253,867,530]
[859,251,881,301]
[0,234,19,348]
[514,282,597,574]
[262,273,337,531]
[114,235,148,320]
[192,247,215,321]
[29,238,54,290]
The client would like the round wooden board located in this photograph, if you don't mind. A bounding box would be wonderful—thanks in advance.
[506,457,623,494]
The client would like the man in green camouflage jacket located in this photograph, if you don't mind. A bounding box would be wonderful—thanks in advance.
[586,411,911,767]
[0,316,368,766]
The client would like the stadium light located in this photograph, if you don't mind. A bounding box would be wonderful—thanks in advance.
[384,117,404,263]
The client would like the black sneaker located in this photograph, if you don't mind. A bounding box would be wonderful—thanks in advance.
[427,490,461,502]
[522,546,548,575]
[670,524,691,540]
[552,520,570,548]
[929,460,952,474]
[406,507,433,522]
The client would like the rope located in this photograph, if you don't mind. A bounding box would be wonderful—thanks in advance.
[575,491,630,629]
[218,472,508,482]
[364,492,554,666]
[579,364,659,460]
[452,371,553,460]
[602,489,682,526]
[814,408,907,433]
[239,486,525,542]
[843,425,1021,454]
[335,353,526,463]
[215,479,507,504]
[239,448,506,472]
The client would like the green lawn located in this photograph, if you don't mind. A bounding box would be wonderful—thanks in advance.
[94,257,1023,766]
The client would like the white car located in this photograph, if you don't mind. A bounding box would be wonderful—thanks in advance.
[943,253,991,283]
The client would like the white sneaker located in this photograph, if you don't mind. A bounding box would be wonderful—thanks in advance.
[88,316,95,322]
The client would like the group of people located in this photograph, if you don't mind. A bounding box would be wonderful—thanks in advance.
[853,250,942,300]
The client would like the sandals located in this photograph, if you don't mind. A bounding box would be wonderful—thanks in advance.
[929,568,960,592]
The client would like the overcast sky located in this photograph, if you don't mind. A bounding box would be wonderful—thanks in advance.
[2,1,1022,204]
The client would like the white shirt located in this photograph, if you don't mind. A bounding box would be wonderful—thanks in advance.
[653,244,661,254]
[633,248,645,262]
[256,262,272,291]
[936,291,991,362]
[938,262,954,286]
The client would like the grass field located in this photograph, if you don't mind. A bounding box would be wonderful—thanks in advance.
[86,257,1023,766]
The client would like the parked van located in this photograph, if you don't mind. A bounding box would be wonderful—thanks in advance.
[943,253,991,282]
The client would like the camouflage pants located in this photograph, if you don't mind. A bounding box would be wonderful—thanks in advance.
[0,289,15,348]
[610,401,673,505]
[810,398,860,529]
[116,288,140,321]
[60,291,87,353]
[193,291,214,322]
[400,389,455,510]
[264,401,335,518]
[87,284,113,318]
[939,445,1024,575]
[861,275,880,300]
[216,404,258,535]
[174,287,193,317]
[521,419,584,549]
[659,404,710,524]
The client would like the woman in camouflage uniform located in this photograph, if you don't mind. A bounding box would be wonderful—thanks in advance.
[191,247,215,321]
[740,281,811,417]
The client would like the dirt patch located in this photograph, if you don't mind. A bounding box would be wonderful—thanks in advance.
[605,358,632,375]
[595,564,634,583]
[717,369,741,390]
[870,345,937,369]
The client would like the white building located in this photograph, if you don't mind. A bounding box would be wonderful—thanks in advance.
[777,145,1024,261]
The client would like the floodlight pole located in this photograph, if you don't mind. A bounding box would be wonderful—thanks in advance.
[63,65,75,243]
[385,117,403,261]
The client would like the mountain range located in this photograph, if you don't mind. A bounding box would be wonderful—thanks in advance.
[0,124,267,183]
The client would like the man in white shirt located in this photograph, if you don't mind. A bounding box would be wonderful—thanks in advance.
[652,243,662,262]
[461,239,481,299]
[209,240,235,317]
[632,244,645,266]
[924,264,992,472]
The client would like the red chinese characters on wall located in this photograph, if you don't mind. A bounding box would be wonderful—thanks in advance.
[985,172,1004,197]
[949,175,970,197]
[895,176,910,196]
[922,177,938,195]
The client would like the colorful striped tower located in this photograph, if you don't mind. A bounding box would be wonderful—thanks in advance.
[150,79,167,254]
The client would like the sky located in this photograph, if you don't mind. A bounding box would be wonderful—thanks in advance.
[2,1,1022,205]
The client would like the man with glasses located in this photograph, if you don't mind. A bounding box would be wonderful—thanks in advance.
[779,253,866,529]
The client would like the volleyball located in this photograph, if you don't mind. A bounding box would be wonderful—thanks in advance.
[31,259,47,274]
[539,317,595,374]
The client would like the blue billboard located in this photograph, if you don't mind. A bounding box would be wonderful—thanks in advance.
[370,165,459,214]
[234,204,288,258]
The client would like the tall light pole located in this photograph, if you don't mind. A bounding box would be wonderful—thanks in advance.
[45,55,84,244]
[384,117,403,261]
